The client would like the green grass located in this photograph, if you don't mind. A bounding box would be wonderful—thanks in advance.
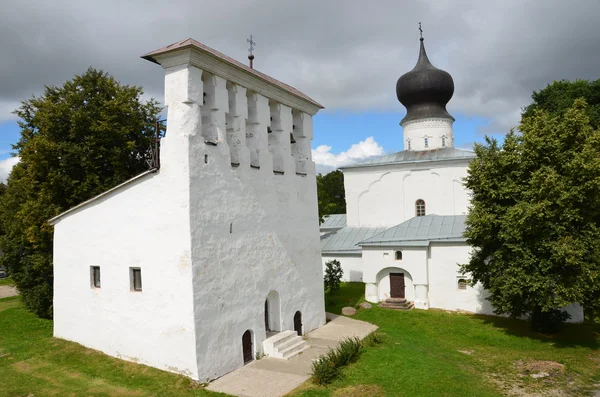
[0,296,227,397]
[291,283,600,397]
[0,277,15,286]
[324,282,365,315]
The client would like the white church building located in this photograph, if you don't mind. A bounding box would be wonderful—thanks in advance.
[50,38,326,382]
[321,36,584,321]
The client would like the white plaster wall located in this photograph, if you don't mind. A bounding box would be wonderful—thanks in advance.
[53,114,197,377]
[362,247,427,303]
[322,254,364,282]
[344,161,470,227]
[428,242,494,314]
[183,74,324,381]
[403,118,454,151]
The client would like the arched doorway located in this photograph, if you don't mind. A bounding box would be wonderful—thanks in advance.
[242,330,253,364]
[293,311,302,336]
[376,267,414,302]
[265,291,281,333]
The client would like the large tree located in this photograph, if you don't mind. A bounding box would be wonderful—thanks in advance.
[0,68,161,318]
[316,170,346,223]
[522,79,600,129]
[462,99,600,330]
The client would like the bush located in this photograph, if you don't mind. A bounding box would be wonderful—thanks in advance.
[311,355,340,385]
[362,331,383,347]
[311,337,363,385]
[530,308,571,334]
[324,259,343,292]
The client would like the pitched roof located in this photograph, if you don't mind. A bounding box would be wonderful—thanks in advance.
[142,38,323,110]
[341,147,475,170]
[321,226,388,254]
[359,215,467,247]
[320,214,346,230]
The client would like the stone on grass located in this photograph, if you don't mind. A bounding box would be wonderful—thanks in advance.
[358,302,372,309]
[342,307,357,316]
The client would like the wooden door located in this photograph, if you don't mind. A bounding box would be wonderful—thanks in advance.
[294,311,302,336]
[242,330,253,364]
[390,273,405,298]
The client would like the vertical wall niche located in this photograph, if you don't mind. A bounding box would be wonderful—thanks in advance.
[200,72,227,145]
[226,81,242,166]
[292,110,308,175]
[268,101,285,174]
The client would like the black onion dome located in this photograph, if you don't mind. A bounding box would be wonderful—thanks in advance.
[396,38,454,124]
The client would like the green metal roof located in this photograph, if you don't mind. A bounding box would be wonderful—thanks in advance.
[321,226,388,254]
[320,214,346,230]
[359,215,467,247]
[340,147,475,170]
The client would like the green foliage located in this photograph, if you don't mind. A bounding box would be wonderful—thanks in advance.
[316,170,346,223]
[0,68,161,318]
[462,98,600,328]
[530,308,571,334]
[362,331,383,347]
[522,79,600,129]
[311,354,340,385]
[311,337,363,385]
[324,259,343,292]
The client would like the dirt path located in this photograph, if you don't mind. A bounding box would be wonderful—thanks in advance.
[0,285,18,298]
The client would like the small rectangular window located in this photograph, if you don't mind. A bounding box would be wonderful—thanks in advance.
[91,266,101,288]
[130,268,142,291]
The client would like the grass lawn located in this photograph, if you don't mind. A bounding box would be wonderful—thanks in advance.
[0,296,226,397]
[0,277,14,286]
[292,282,600,397]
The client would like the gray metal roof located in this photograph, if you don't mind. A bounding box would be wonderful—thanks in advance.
[341,147,475,170]
[321,226,388,254]
[359,215,467,247]
[320,214,347,230]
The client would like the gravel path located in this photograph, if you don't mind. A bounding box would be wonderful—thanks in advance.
[0,285,18,298]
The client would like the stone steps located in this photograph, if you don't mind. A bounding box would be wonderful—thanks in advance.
[262,330,309,360]
[380,298,414,311]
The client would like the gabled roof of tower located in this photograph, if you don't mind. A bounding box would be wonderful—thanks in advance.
[142,38,323,109]
[340,147,475,170]
[359,215,467,247]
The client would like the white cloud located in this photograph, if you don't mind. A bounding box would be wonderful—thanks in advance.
[0,156,19,183]
[312,136,384,174]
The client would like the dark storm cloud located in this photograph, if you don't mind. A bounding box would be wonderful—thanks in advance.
[1,0,599,134]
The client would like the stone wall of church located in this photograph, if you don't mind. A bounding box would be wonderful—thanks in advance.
[321,254,364,282]
[343,161,471,227]
[402,117,454,151]
[162,63,325,381]
[52,132,198,377]
[52,52,325,382]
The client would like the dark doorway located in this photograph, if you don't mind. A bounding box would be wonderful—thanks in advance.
[293,311,302,336]
[390,273,405,298]
[264,300,270,332]
[242,330,253,364]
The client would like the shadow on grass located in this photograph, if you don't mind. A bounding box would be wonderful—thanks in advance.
[472,313,599,349]
[325,282,365,315]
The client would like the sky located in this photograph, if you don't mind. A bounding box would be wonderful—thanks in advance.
[1,0,599,178]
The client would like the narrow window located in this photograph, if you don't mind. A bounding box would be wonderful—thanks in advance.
[441,136,446,147]
[458,278,468,290]
[395,251,402,261]
[424,137,429,148]
[407,139,411,150]
[90,266,101,288]
[130,268,142,291]
[415,199,426,217]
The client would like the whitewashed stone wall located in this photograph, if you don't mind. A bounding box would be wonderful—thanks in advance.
[343,161,471,227]
[403,117,454,151]
[52,52,325,382]
[321,254,364,282]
